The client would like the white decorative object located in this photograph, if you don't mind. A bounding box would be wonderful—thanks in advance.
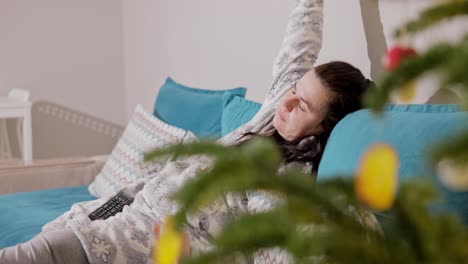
[0,89,32,164]
[0,120,12,159]
[437,159,468,191]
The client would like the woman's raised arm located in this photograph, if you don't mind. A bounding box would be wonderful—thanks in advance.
[268,0,324,101]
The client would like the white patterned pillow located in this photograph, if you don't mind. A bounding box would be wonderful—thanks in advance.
[88,105,197,198]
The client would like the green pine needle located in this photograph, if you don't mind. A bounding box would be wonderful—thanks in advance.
[438,37,468,108]
[395,1,468,37]
[149,137,468,263]
[365,42,455,111]
[144,140,233,162]
[431,130,468,164]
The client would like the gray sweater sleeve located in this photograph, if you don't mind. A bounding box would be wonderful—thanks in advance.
[267,0,323,101]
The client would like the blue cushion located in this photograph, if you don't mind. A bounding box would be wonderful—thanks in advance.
[0,186,95,248]
[154,77,247,139]
[317,104,468,224]
[221,95,262,137]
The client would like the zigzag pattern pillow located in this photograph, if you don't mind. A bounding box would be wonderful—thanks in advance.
[89,105,197,198]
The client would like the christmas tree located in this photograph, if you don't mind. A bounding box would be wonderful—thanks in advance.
[148,1,468,263]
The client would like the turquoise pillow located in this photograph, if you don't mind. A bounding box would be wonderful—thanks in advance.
[317,104,468,224]
[154,77,247,139]
[221,95,262,137]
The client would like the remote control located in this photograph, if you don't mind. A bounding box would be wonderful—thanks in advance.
[88,191,134,221]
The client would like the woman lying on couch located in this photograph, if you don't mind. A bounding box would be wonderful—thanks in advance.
[0,0,373,263]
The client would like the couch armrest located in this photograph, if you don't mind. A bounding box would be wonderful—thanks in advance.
[0,155,107,195]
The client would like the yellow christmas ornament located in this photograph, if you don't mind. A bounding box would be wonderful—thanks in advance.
[154,216,183,264]
[355,143,399,211]
[397,80,417,102]
[391,80,417,103]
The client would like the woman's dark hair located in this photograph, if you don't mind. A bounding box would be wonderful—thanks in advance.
[243,61,372,171]
[315,61,371,134]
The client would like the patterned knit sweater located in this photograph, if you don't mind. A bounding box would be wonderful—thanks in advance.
[43,0,324,263]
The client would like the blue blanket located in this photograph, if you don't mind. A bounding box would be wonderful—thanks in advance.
[0,185,95,248]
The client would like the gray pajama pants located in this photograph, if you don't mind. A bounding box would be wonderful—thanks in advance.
[0,229,89,264]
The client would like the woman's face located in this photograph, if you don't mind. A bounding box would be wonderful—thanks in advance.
[273,69,332,142]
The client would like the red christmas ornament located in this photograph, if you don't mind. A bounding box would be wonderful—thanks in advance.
[382,45,417,71]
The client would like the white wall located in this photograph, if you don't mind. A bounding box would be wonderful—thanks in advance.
[122,0,292,119]
[122,0,375,120]
[317,0,370,76]
[2,1,464,126]
[0,0,126,125]
[122,0,468,120]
